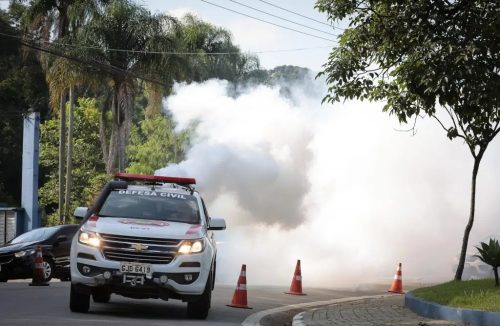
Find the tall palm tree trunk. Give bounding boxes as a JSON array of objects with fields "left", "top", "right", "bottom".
[
  {"left": 64, "top": 86, "right": 75, "bottom": 223},
  {"left": 58, "top": 93, "right": 66, "bottom": 224}
]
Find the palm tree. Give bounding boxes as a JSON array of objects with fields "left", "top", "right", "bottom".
[
  {"left": 46, "top": 54, "right": 99, "bottom": 222},
  {"left": 78, "top": 0, "right": 181, "bottom": 173},
  {"left": 180, "top": 14, "right": 260, "bottom": 83},
  {"left": 19, "top": 0, "right": 105, "bottom": 222},
  {"left": 475, "top": 238, "right": 500, "bottom": 286}
]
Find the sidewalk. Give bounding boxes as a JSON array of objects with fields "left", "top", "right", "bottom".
[{"left": 293, "top": 295, "right": 465, "bottom": 326}]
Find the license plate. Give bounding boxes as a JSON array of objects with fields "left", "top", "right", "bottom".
[{"left": 120, "top": 262, "right": 152, "bottom": 275}]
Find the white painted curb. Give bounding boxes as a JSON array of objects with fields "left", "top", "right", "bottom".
[{"left": 241, "top": 294, "right": 391, "bottom": 326}]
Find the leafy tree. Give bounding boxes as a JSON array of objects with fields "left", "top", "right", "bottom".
[
  {"left": 16, "top": 0, "right": 105, "bottom": 223},
  {"left": 0, "top": 9, "right": 49, "bottom": 205},
  {"left": 78, "top": 0, "right": 180, "bottom": 173},
  {"left": 475, "top": 239, "right": 500, "bottom": 286},
  {"left": 39, "top": 97, "right": 109, "bottom": 225},
  {"left": 316, "top": 0, "right": 500, "bottom": 280},
  {"left": 126, "top": 115, "right": 190, "bottom": 175}
]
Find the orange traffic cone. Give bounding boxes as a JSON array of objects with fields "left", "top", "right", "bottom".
[
  {"left": 29, "top": 246, "right": 49, "bottom": 286},
  {"left": 227, "top": 264, "right": 252, "bottom": 309},
  {"left": 388, "top": 262, "right": 404, "bottom": 294},
  {"left": 286, "top": 259, "right": 306, "bottom": 295}
]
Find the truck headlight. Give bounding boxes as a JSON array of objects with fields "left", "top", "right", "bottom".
[
  {"left": 14, "top": 249, "right": 35, "bottom": 258},
  {"left": 78, "top": 230, "right": 101, "bottom": 247},
  {"left": 178, "top": 239, "right": 204, "bottom": 254}
]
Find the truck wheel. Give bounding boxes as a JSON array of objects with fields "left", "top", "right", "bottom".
[
  {"left": 187, "top": 273, "right": 212, "bottom": 319},
  {"left": 92, "top": 291, "right": 111, "bottom": 303},
  {"left": 70, "top": 284, "right": 90, "bottom": 313}
]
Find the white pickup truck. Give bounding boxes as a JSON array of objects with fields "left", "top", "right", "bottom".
[{"left": 69, "top": 173, "right": 226, "bottom": 319}]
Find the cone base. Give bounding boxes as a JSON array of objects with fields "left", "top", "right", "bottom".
[
  {"left": 285, "top": 292, "right": 307, "bottom": 296},
  {"left": 227, "top": 304, "right": 252, "bottom": 309},
  {"left": 388, "top": 290, "right": 404, "bottom": 294},
  {"left": 29, "top": 282, "right": 50, "bottom": 286}
]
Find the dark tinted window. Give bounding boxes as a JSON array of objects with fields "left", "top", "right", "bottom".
[
  {"left": 10, "top": 227, "right": 59, "bottom": 244},
  {"left": 99, "top": 190, "right": 200, "bottom": 224}
]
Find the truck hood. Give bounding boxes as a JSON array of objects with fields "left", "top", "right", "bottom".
[{"left": 83, "top": 216, "right": 205, "bottom": 239}]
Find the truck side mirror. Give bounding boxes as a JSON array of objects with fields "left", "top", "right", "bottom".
[
  {"left": 74, "top": 207, "right": 88, "bottom": 220},
  {"left": 208, "top": 218, "right": 226, "bottom": 231}
]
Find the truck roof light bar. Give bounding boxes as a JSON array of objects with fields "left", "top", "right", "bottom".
[{"left": 115, "top": 173, "right": 196, "bottom": 185}]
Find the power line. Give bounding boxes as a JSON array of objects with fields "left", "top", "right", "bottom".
[
  {"left": 198, "top": 0, "right": 336, "bottom": 43},
  {"left": 0, "top": 31, "right": 332, "bottom": 55},
  {"left": 256, "top": 0, "right": 342, "bottom": 30},
  {"left": 5, "top": 35, "right": 333, "bottom": 90},
  {"left": 16, "top": 38, "right": 172, "bottom": 88},
  {"left": 227, "top": 0, "right": 336, "bottom": 37}
]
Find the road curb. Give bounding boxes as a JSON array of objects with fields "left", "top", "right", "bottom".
[
  {"left": 405, "top": 291, "right": 500, "bottom": 326},
  {"left": 241, "top": 294, "right": 390, "bottom": 326}
]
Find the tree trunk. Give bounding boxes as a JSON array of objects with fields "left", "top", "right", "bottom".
[
  {"left": 63, "top": 86, "right": 75, "bottom": 223},
  {"left": 454, "top": 151, "right": 485, "bottom": 280},
  {"left": 494, "top": 267, "right": 499, "bottom": 286},
  {"left": 106, "top": 90, "right": 118, "bottom": 174},
  {"left": 58, "top": 93, "right": 66, "bottom": 224},
  {"left": 117, "top": 82, "right": 133, "bottom": 172},
  {"left": 106, "top": 81, "right": 133, "bottom": 173},
  {"left": 100, "top": 94, "right": 110, "bottom": 166}
]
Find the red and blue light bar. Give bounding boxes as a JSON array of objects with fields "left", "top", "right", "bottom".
[{"left": 115, "top": 173, "right": 196, "bottom": 185}]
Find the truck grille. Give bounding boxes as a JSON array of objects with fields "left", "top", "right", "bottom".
[
  {"left": 0, "top": 252, "right": 13, "bottom": 264},
  {"left": 99, "top": 233, "right": 179, "bottom": 265}
]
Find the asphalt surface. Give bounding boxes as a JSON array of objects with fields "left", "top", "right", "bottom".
[{"left": 0, "top": 281, "right": 386, "bottom": 325}]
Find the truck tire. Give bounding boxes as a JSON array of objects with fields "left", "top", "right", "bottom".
[
  {"left": 70, "top": 284, "right": 90, "bottom": 313},
  {"left": 187, "top": 272, "right": 212, "bottom": 319},
  {"left": 92, "top": 291, "right": 111, "bottom": 303}
]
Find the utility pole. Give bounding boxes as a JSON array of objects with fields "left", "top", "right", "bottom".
[
  {"left": 58, "top": 93, "right": 66, "bottom": 224},
  {"left": 64, "top": 86, "right": 75, "bottom": 223}
]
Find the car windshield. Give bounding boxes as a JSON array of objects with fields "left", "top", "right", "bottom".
[
  {"left": 10, "top": 227, "right": 59, "bottom": 244},
  {"left": 98, "top": 190, "right": 201, "bottom": 224}
]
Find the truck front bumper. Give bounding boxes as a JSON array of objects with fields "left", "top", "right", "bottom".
[{"left": 70, "top": 238, "right": 212, "bottom": 299}]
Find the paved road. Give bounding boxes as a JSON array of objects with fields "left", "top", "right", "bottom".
[
  {"left": 294, "top": 295, "right": 462, "bottom": 326},
  {"left": 0, "top": 281, "right": 385, "bottom": 325}
]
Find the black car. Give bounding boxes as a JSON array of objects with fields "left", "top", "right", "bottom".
[{"left": 0, "top": 225, "right": 79, "bottom": 282}]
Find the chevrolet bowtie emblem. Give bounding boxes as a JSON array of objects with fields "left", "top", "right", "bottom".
[{"left": 130, "top": 243, "right": 149, "bottom": 251}]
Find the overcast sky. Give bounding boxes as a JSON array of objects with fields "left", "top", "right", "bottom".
[{"left": 143, "top": 0, "right": 339, "bottom": 71}]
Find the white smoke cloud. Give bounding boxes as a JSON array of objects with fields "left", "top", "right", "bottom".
[{"left": 156, "top": 79, "right": 500, "bottom": 288}]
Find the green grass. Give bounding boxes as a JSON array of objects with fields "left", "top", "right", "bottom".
[{"left": 413, "top": 279, "right": 500, "bottom": 312}]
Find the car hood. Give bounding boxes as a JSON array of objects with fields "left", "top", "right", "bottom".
[
  {"left": 83, "top": 216, "right": 205, "bottom": 239},
  {"left": 0, "top": 241, "right": 38, "bottom": 254}
]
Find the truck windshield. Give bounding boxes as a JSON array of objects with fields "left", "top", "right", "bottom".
[{"left": 98, "top": 190, "right": 201, "bottom": 224}]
